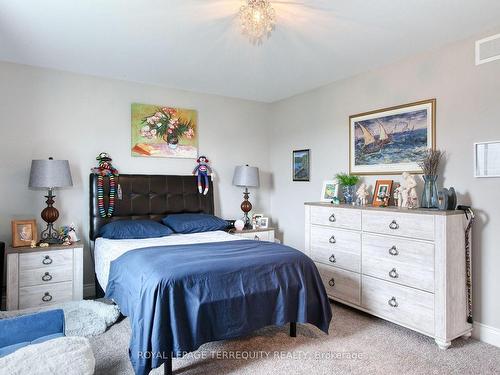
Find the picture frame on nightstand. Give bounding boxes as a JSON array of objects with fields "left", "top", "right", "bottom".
[
  {"left": 11, "top": 219, "right": 38, "bottom": 248},
  {"left": 258, "top": 217, "right": 269, "bottom": 229}
]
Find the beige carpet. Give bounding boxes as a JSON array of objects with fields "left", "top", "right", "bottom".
[{"left": 89, "top": 303, "right": 500, "bottom": 375}]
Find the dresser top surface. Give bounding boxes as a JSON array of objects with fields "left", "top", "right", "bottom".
[
  {"left": 304, "top": 202, "right": 463, "bottom": 216},
  {"left": 5, "top": 242, "right": 83, "bottom": 255}
]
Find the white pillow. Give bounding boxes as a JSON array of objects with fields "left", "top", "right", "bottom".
[{"left": 0, "top": 336, "right": 95, "bottom": 375}]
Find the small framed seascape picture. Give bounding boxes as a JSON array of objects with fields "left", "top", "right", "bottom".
[
  {"left": 321, "top": 180, "right": 339, "bottom": 202},
  {"left": 11, "top": 219, "right": 38, "bottom": 247},
  {"left": 372, "top": 180, "right": 393, "bottom": 207},
  {"left": 292, "top": 149, "right": 310, "bottom": 181}
]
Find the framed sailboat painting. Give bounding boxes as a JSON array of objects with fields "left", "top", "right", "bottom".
[{"left": 349, "top": 99, "right": 436, "bottom": 175}]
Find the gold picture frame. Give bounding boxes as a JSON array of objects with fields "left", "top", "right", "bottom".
[
  {"left": 11, "top": 219, "right": 38, "bottom": 247},
  {"left": 349, "top": 99, "right": 436, "bottom": 175}
]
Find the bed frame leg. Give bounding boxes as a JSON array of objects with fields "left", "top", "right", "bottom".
[
  {"left": 164, "top": 354, "right": 172, "bottom": 375},
  {"left": 290, "top": 322, "right": 297, "bottom": 337}
]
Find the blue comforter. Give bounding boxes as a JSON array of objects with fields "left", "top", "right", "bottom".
[{"left": 106, "top": 239, "right": 332, "bottom": 375}]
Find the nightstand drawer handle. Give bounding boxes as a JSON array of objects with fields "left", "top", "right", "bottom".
[
  {"left": 42, "top": 292, "right": 53, "bottom": 302},
  {"left": 42, "top": 256, "right": 53, "bottom": 265},
  {"left": 389, "top": 220, "right": 399, "bottom": 230},
  {"left": 42, "top": 272, "right": 53, "bottom": 282},
  {"left": 329, "top": 235, "right": 336, "bottom": 244},
  {"left": 388, "top": 297, "right": 398, "bottom": 308},
  {"left": 329, "top": 214, "right": 336, "bottom": 222},
  {"left": 389, "top": 268, "right": 399, "bottom": 279},
  {"left": 389, "top": 246, "right": 399, "bottom": 256},
  {"left": 254, "top": 235, "right": 260, "bottom": 241},
  {"left": 329, "top": 254, "right": 336, "bottom": 263},
  {"left": 328, "top": 278, "right": 335, "bottom": 287}
]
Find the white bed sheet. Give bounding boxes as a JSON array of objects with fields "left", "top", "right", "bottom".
[{"left": 94, "top": 231, "right": 243, "bottom": 290}]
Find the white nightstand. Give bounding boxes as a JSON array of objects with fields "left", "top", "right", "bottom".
[
  {"left": 231, "top": 228, "right": 275, "bottom": 242},
  {"left": 5, "top": 242, "right": 83, "bottom": 310}
]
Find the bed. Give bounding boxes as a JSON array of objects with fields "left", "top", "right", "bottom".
[{"left": 89, "top": 174, "right": 332, "bottom": 375}]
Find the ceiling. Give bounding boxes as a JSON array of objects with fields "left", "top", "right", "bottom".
[{"left": 1, "top": 0, "right": 500, "bottom": 102}]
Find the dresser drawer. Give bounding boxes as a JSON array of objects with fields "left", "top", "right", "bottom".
[
  {"left": 19, "top": 266, "right": 73, "bottom": 288},
  {"left": 362, "top": 234, "right": 435, "bottom": 292},
  {"left": 310, "top": 206, "right": 361, "bottom": 230},
  {"left": 362, "top": 275, "right": 434, "bottom": 335},
  {"left": 19, "top": 281, "right": 73, "bottom": 309},
  {"left": 316, "top": 263, "right": 360, "bottom": 305},
  {"left": 234, "top": 230, "right": 274, "bottom": 242},
  {"left": 310, "top": 226, "right": 361, "bottom": 272},
  {"left": 362, "top": 210, "right": 434, "bottom": 240},
  {"left": 19, "top": 249, "right": 73, "bottom": 271}
]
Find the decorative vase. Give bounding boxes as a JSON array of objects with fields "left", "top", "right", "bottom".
[
  {"left": 421, "top": 175, "right": 439, "bottom": 208},
  {"left": 165, "top": 134, "right": 179, "bottom": 150},
  {"left": 343, "top": 185, "right": 355, "bottom": 204}
]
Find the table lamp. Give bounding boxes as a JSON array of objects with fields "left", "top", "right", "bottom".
[
  {"left": 232, "top": 165, "right": 259, "bottom": 228},
  {"left": 29, "top": 157, "right": 73, "bottom": 244}
]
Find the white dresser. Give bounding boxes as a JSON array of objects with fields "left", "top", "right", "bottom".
[
  {"left": 305, "top": 202, "right": 472, "bottom": 349},
  {"left": 6, "top": 243, "right": 83, "bottom": 310}
]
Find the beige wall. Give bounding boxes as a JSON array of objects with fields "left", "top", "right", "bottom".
[
  {"left": 269, "top": 30, "right": 500, "bottom": 330},
  {"left": 0, "top": 61, "right": 272, "bottom": 286}
]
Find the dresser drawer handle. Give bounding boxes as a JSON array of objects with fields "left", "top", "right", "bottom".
[
  {"left": 389, "top": 220, "right": 399, "bottom": 230},
  {"left": 42, "top": 292, "right": 53, "bottom": 302},
  {"left": 329, "top": 235, "right": 336, "bottom": 244},
  {"left": 328, "top": 278, "right": 335, "bottom": 287},
  {"left": 329, "top": 214, "right": 336, "bottom": 222},
  {"left": 42, "top": 256, "right": 53, "bottom": 265},
  {"left": 389, "top": 246, "right": 399, "bottom": 256},
  {"left": 254, "top": 235, "right": 260, "bottom": 241},
  {"left": 329, "top": 254, "right": 336, "bottom": 263},
  {"left": 389, "top": 268, "right": 399, "bottom": 279},
  {"left": 42, "top": 272, "right": 53, "bottom": 282},
  {"left": 388, "top": 297, "right": 398, "bottom": 308}
]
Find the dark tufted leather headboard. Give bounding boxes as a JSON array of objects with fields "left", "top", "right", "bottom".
[{"left": 89, "top": 174, "right": 214, "bottom": 242}]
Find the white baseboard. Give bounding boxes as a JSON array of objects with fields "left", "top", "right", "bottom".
[
  {"left": 83, "top": 283, "right": 96, "bottom": 299},
  {"left": 473, "top": 321, "right": 500, "bottom": 348}
]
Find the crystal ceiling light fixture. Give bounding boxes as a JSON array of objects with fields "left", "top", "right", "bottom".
[{"left": 239, "top": 0, "right": 276, "bottom": 43}]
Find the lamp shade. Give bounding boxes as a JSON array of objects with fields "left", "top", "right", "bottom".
[
  {"left": 232, "top": 165, "right": 259, "bottom": 188},
  {"left": 29, "top": 158, "right": 73, "bottom": 189}
]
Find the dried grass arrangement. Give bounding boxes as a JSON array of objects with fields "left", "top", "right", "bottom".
[{"left": 418, "top": 149, "right": 444, "bottom": 176}]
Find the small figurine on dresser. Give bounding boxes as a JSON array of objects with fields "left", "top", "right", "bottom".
[
  {"left": 401, "top": 172, "right": 419, "bottom": 208},
  {"left": 393, "top": 183, "right": 403, "bottom": 207},
  {"left": 356, "top": 183, "right": 369, "bottom": 206},
  {"left": 192, "top": 155, "right": 212, "bottom": 195}
]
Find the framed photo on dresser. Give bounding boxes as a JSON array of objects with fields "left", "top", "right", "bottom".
[{"left": 372, "top": 180, "right": 393, "bottom": 207}]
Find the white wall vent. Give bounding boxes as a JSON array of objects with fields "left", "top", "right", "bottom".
[{"left": 476, "top": 33, "right": 500, "bottom": 65}]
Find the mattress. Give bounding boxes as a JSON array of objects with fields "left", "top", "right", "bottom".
[{"left": 94, "top": 230, "right": 244, "bottom": 290}]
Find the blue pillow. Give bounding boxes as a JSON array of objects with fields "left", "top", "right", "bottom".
[
  {"left": 162, "top": 213, "right": 228, "bottom": 234},
  {"left": 99, "top": 220, "right": 173, "bottom": 239}
]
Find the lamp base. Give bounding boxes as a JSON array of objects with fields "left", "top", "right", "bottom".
[
  {"left": 241, "top": 187, "right": 253, "bottom": 229},
  {"left": 40, "top": 223, "right": 62, "bottom": 244},
  {"left": 39, "top": 189, "right": 62, "bottom": 244}
]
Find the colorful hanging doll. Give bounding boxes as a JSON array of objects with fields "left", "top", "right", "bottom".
[
  {"left": 91, "top": 152, "right": 119, "bottom": 218},
  {"left": 192, "top": 155, "right": 212, "bottom": 195}
]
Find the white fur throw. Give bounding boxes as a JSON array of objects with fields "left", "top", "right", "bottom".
[
  {"left": 0, "top": 337, "right": 95, "bottom": 375},
  {"left": 0, "top": 300, "right": 120, "bottom": 337}
]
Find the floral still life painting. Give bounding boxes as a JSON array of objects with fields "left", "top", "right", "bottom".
[
  {"left": 349, "top": 99, "right": 435, "bottom": 174},
  {"left": 131, "top": 103, "right": 198, "bottom": 158}
]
